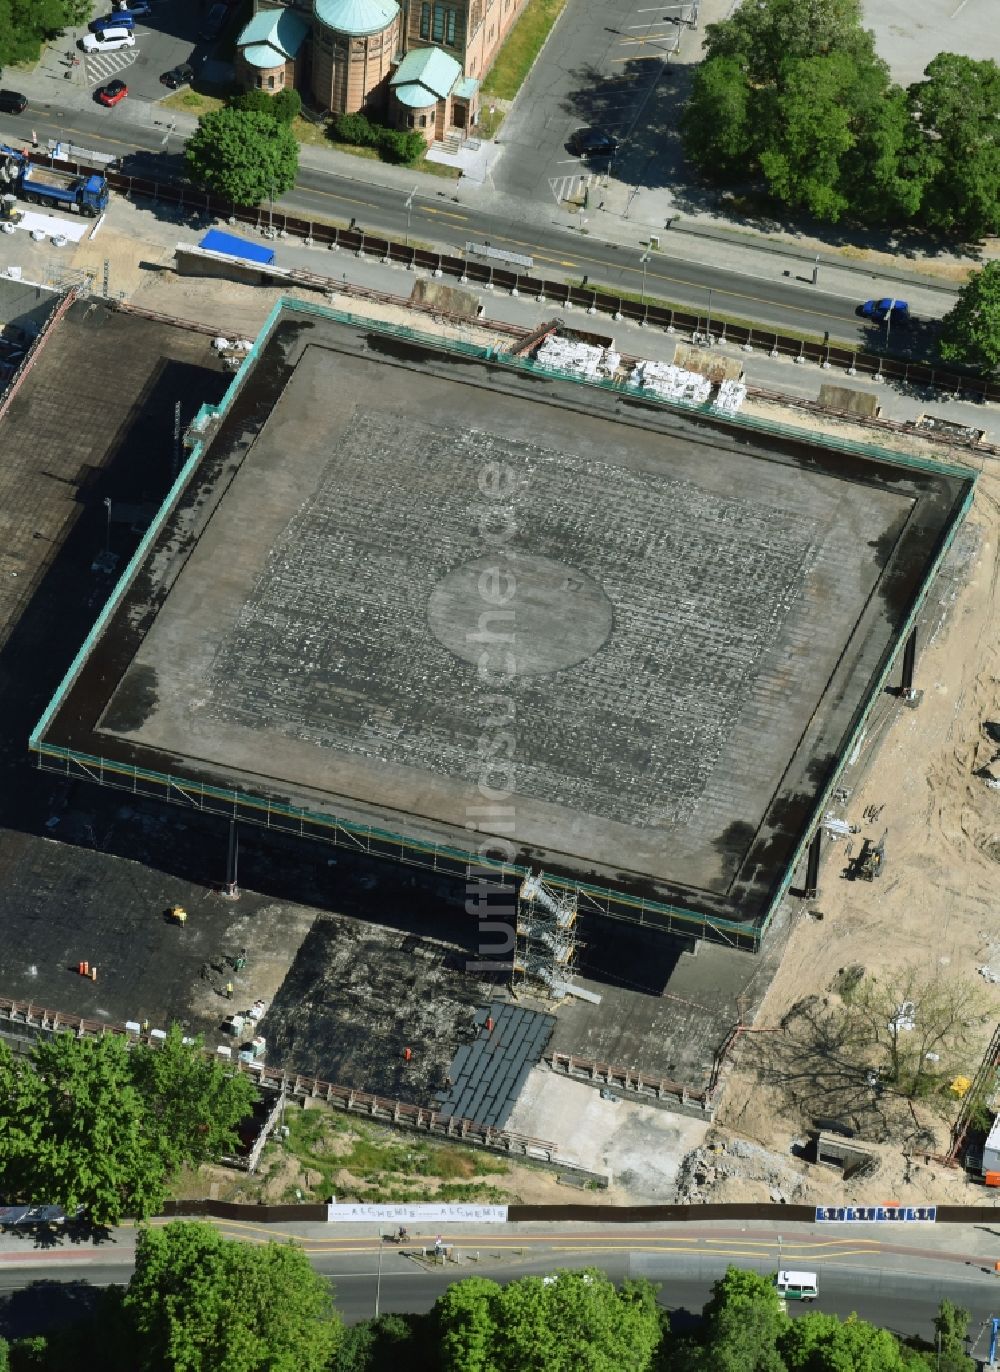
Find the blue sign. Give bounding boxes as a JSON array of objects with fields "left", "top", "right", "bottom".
[{"left": 815, "top": 1205, "right": 936, "bottom": 1223}]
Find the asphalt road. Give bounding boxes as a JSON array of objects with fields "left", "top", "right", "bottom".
[
  {"left": 1, "top": 1243, "right": 998, "bottom": 1345},
  {"left": 0, "top": 106, "right": 948, "bottom": 349}
]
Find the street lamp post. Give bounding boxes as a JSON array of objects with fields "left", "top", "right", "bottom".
[
  {"left": 705, "top": 288, "right": 714, "bottom": 342},
  {"left": 777, "top": 1233, "right": 783, "bottom": 1277},
  {"left": 103, "top": 496, "right": 112, "bottom": 555},
  {"left": 375, "top": 1231, "right": 384, "bottom": 1318},
  {"left": 640, "top": 246, "right": 652, "bottom": 309},
  {"left": 268, "top": 178, "right": 274, "bottom": 235},
  {"left": 404, "top": 185, "right": 417, "bottom": 247}
]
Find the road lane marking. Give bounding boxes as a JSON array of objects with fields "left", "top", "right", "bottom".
[{"left": 420, "top": 206, "right": 469, "bottom": 222}]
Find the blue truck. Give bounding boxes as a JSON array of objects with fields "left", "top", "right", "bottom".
[{"left": 0, "top": 144, "right": 109, "bottom": 217}]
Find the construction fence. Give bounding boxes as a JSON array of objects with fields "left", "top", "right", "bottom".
[{"left": 24, "top": 147, "right": 1000, "bottom": 407}]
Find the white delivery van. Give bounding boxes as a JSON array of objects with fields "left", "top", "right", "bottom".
[{"left": 776, "top": 1270, "right": 818, "bottom": 1302}]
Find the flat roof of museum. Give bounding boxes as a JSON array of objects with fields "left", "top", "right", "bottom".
[{"left": 31, "top": 302, "right": 975, "bottom": 945}]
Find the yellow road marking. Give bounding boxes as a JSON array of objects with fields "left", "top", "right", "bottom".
[{"left": 420, "top": 206, "right": 469, "bottom": 222}]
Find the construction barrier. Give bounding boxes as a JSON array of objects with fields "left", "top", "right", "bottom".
[{"left": 23, "top": 148, "right": 1000, "bottom": 408}]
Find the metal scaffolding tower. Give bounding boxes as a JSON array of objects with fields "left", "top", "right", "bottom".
[{"left": 515, "top": 873, "right": 582, "bottom": 999}]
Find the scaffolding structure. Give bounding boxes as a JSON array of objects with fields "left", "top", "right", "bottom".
[{"left": 515, "top": 874, "right": 579, "bottom": 999}]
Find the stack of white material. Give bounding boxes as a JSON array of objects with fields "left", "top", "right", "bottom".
[
  {"left": 629, "top": 359, "right": 712, "bottom": 404},
  {"left": 536, "top": 335, "right": 606, "bottom": 379},
  {"left": 714, "top": 379, "right": 748, "bottom": 413}
]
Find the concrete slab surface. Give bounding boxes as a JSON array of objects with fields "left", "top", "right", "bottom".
[{"left": 39, "top": 304, "right": 973, "bottom": 939}]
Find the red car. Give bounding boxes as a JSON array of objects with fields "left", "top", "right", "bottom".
[{"left": 97, "top": 80, "right": 128, "bottom": 107}]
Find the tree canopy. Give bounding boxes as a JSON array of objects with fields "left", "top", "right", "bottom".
[
  {"left": 434, "top": 1268, "right": 662, "bottom": 1372},
  {"left": 185, "top": 108, "right": 299, "bottom": 207},
  {"left": 0, "top": 1028, "right": 258, "bottom": 1225},
  {"left": 0, "top": 0, "right": 90, "bottom": 66},
  {"left": 124, "top": 1223, "right": 341, "bottom": 1372},
  {"left": 680, "top": 0, "right": 1000, "bottom": 235}
]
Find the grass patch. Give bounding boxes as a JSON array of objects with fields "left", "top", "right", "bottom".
[
  {"left": 327, "top": 137, "right": 461, "bottom": 179},
  {"left": 162, "top": 89, "right": 227, "bottom": 116},
  {"left": 566, "top": 275, "right": 835, "bottom": 349},
  {"left": 482, "top": 0, "right": 569, "bottom": 101},
  {"left": 259, "top": 1103, "right": 510, "bottom": 1205},
  {"left": 474, "top": 106, "right": 506, "bottom": 140}
]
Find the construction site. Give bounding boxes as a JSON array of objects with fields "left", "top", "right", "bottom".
[{"left": 0, "top": 219, "right": 996, "bottom": 1200}]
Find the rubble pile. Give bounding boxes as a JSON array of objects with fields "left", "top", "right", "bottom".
[{"left": 675, "top": 1134, "right": 809, "bottom": 1205}]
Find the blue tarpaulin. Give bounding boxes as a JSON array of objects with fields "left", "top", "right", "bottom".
[{"left": 199, "top": 230, "right": 275, "bottom": 266}]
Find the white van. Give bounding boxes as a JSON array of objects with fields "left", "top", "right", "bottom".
[
  {"left": 776, "top": 1270, "right": 818, "bottom": 1302},
  {"left": 81, "top": 28, "right": 135, "bottom": 52}
]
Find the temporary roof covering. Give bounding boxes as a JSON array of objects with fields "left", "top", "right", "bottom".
[{"left": 199, "top": 230, "right": 275, "bottom": 266}]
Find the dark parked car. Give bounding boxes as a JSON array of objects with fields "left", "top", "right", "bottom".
[
  {"left": 199, "top": 2, "right": 228, "bottom": 39},
  {"left": 159, "top": 63, "right": 195, "bottom": 89},
  {"left": 568, "top": 127, "right": 619, "bottom": 158},
  {"left": 0, "top": 90, "right": 27, "bottom": 114}
]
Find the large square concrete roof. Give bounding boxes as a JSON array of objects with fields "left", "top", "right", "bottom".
[{"left": 34, "top": 304, "right": 974, "bottom": 944}]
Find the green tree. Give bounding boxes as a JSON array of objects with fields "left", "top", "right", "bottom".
[
  {"left": 129, "top": 1024, "right": 258, "bottom": 1175},
  {"left": 124, "top": 1222, "right": 341, "bottom": 1372},
  {"left": 0, "top": 1030, "right": 259, "bottom": 1225},
  {"left": 679, "top": 57, "right": 752, "bottom": 178},
  {"left": 0, "top": 0, "right": 89, "bottom": 66},
  {"left": 0, "top": 1034, "right": 161, "bottom": 1225},
  {"left": 228, "top": 89, "right": 276, "bottom": 117},
  {"left": 930, "top": 1300, "right": 975, "bottom": 1372},
  {"left": 185, "top": 108, "right": 298, "bottom": 207},
  {"left": 271, "top": 88, "right": 302, "bottom": 124},
  {"left": 940, "top": 263, "right": 1000, "bottom": 370},
  {"left": 695, "top": 1268, "right": 790, "bottom": 1372},
  {"left": 333, "top": 1313, "right": 430, "bottom": 1371},
  {"left": 0, "top": 1338, "right": 7, "bottom": 1372},
  {"left": 435, "top": 1276, "right": 501, "bottom": 1372},
  {"left": 702, "top": 0, "right": 876, "bottom": 89},
  {"left": 839, "top": 968, "right": 987, "bottom": 1099},
  {"left": 907, "top": 54, "right": 1000, "bottom": 239},
  {"left": 780, "top": 1311, "right": 908, "bottom": 1371},
  {"left": 493, "top": 1270, "right": 661, "bottom": 1372}
]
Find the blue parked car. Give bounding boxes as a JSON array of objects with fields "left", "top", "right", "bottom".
[
  {"left": 860, "top": 297, "right": 909, "bottom": 326},
  {"left": 90, "top": 10, "right": 134, "bottom": 28}
]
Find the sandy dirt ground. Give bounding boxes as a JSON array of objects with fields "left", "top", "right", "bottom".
[{"left": 714, "top": 462, "right": 1000, "bottom": 1206}]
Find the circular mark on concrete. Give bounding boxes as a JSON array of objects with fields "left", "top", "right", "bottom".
[{"left": 428, "top": 553, "right": 614, "bottom": 678}]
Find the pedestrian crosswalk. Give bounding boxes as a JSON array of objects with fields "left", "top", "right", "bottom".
[
  {"left": 85, "top": 46, "right": 139, "bottom": 86},
  {"left": 547, "top": 171, "right": 603, "bottom": 207}
]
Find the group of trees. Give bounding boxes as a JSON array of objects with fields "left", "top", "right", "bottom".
[
  {"left": 0, "top": 1028, "right": 258, "bottom": 1225},
  {"left": 0, "top": 1244, "right": 975, "bottom": 1372},
  {"left": 0, "top": 0, "right": 88, "bottom": 66},
  {"left": 183, "top": 90, "right": 427, "bottom": 209},
  {"left": 681, "top": 0, "right": 1000, "bottom": 238},
  {"left": 329, "top": 113, "right": 427, "bottom": 167}
]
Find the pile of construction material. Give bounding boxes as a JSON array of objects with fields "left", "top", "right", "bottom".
[
  {"left": 629, "top": 359, "right": 712, "bottom": 405},
  {"left": 713, "top": 378, "right": 748, "bottom": 414},
  {"left": 536, "top": 334, "right": 620, "bottom": 381}
]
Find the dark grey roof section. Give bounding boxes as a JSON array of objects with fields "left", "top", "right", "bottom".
[{"left": 435, "top": 1001, "right": 555, "bottom": 1129}]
